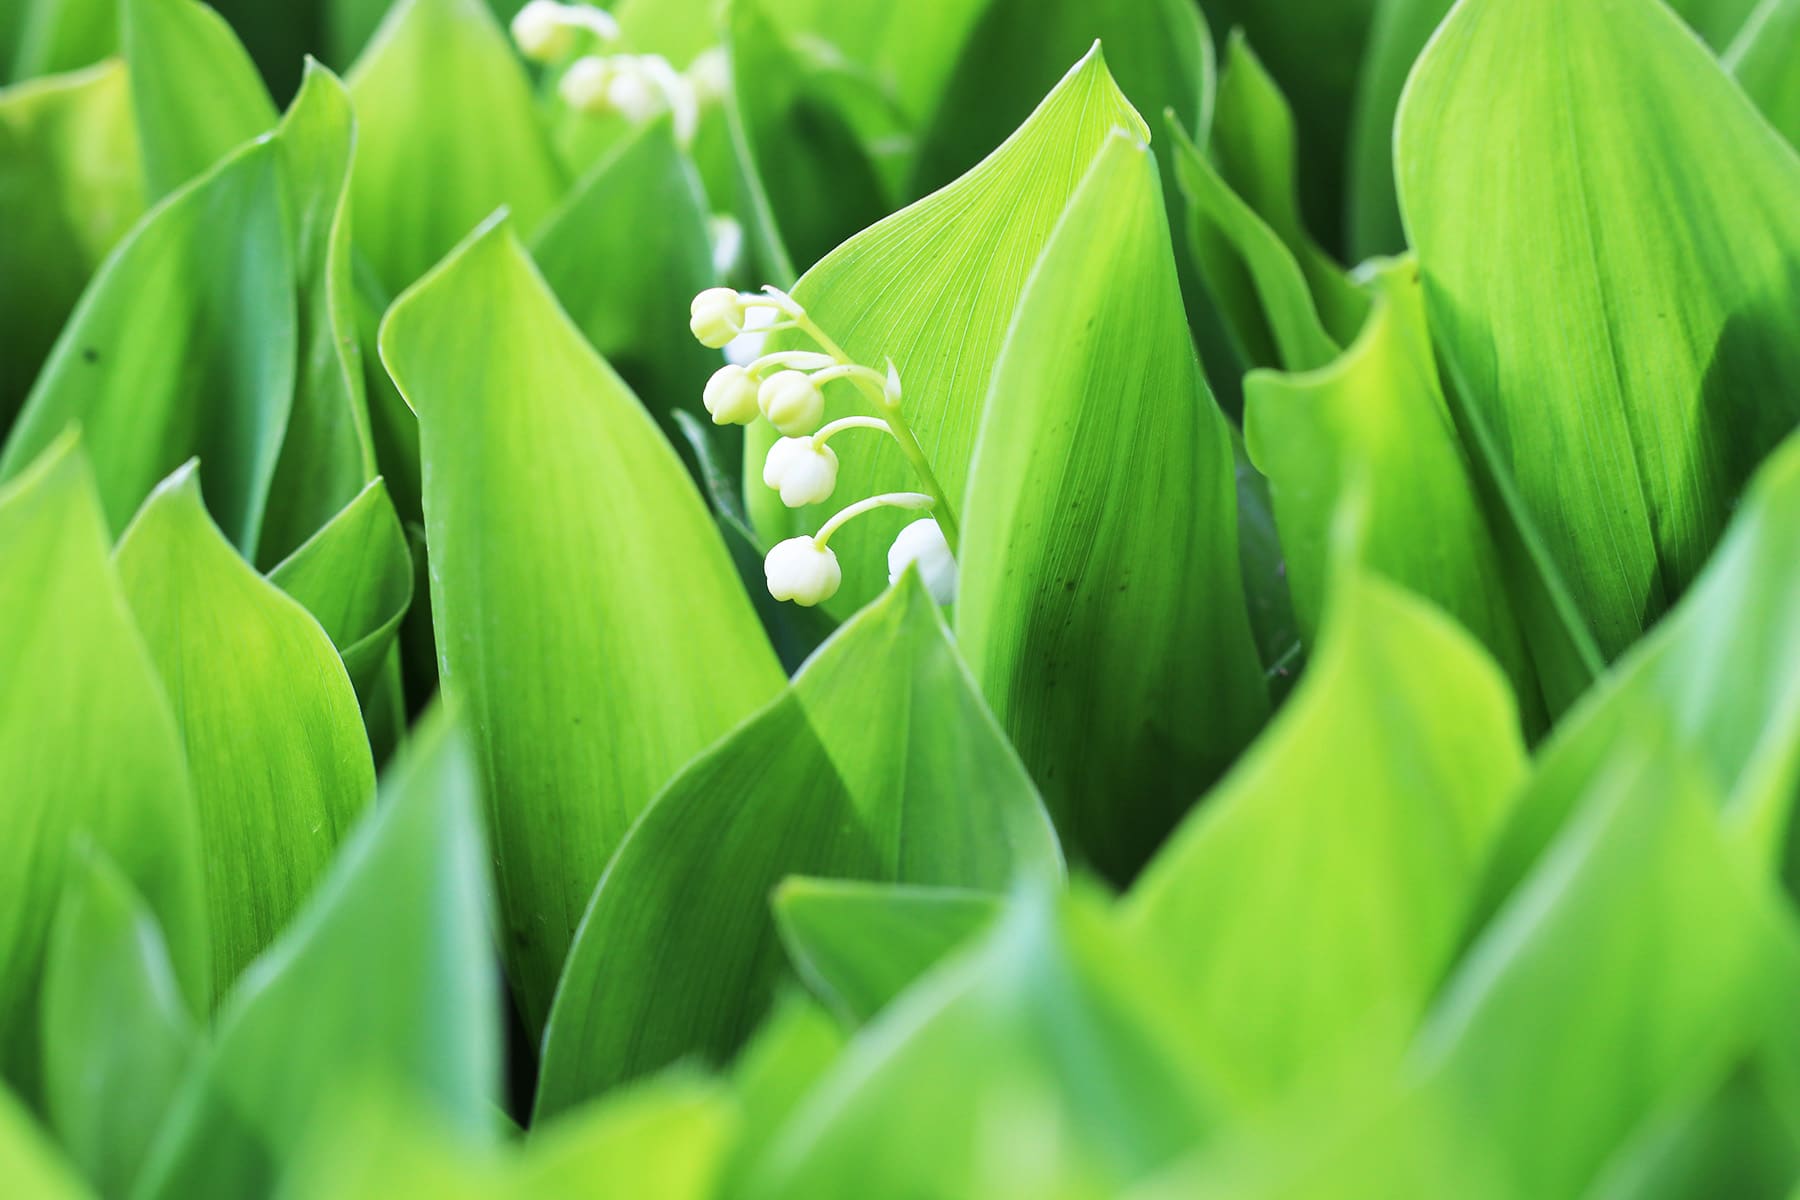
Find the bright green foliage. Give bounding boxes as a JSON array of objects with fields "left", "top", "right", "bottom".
[
  {"left": 121, "top": 0, "right": 275, "bottom": 197},
  {"left": 136, "top": 707, "right": 497, "bottom": 1199},
  {"left": 114, "top": 463, "right": 373, "bottom": 999},
  {"left": 346, "top": 0, "right": 564, "bottom": 295},
  {"left": 4, "top": 0, "right": 117, "bottom": 83},
  {"left": 0, "top": 438, "right": 205, "bottom": 1099},
  {"left": 960, "top": 131, "right": 1265, "bottom": 879},
  {"left": 0, "top": 1084, "right": 90, "bottom": 1200},
  {"left": 1397, "top": 0, "right": 1800, "bottom": 660},
  {"left": 1125, "top": 570, "right": 1525, "bottom": 1111},
  {"left": 0, "top": 61, "right": 141, "bottom": 427},
  {"left": 747, "top": 47, "right": 1149, "bottom": 615},
  {"left": 41, "top": 848, "right": 196, "bottom": 1197},
  {"left": 774, "top": 879, "right": 1003, "bottom": 1022},
  {"left": 379, "top": 216, "right": 784, "bottom": 1032},
  {"left": 535, "top": 575, "right": 1059, "bottom": 1114},
  {"left": 1729, "top": 0, "right": 1800, "bottom": 149}
]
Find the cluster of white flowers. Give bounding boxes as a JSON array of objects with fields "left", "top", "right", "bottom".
[
  {"left": 689, "top": 287, "right": 959, "bottom": 608},
  {"left": 510, "top": 2, "right": 726, "bottom": 147}
]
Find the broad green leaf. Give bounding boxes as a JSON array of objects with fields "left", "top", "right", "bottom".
[
  {"left": 1473, "top": 432, "right": 1800, "bottom": 914},
  {"left": 259, "top": 60, "right": 381, "bottom": 567},
  {"left": 529, "top": 117, "right": 719, "bottom": 431},
  {"left": 267, "top": 477, "right": 413, "bottom": 700},
  {"left": 0, "top": 135, "right": 295, "bottom": 555},
  {"left": 120, "top": 0, "right": 275, "bottom": 198},
  {"left": 1203, "top": 35, "right": 1366, "bottom": 356},
  {"left": 1728, "top": 0, "right": 1800, "bottom": 150},
  {"left": 747, "top": 46, "right": 1149, "bottom": 616},
  {"left": 379, "top": 215, "right": 784, "bottom": 1032},
  {"left": 40, "top": 847, "right": 195, "bottom": 1198},
  {"left": 0, "top": 1084, "right": 90, "bottom": 1200},
  {"left": 1587, "top": 1067, "right": 1800, "bottom": 1200},
  {"left": 0, "top": 60, "right": 142, "bottom": 428},
  {"left": 774, "top": 878, "right": 1002, "bottom": 1022},
  {"left": 725, "top": 991, "right": 846, "bottom": 1178},
  {"left": 1242, "top": 257, "right": 1542, "bottom": 722},
  {"left": 5, "top": 0, "right": 116, "bottom": 82},
  {"left": 347, "top": 0, "right": 565, "bottom": 295},
  {"left": 114, "top": 463, "right": 373, "bottom": 999},
  {"left": 1122, "top": 570, "right": 1525, "bottom": 1111},
  {"left": 0, "top": 437, "right": 204, "bottom": 1099},
  {"left": 512, "top": 1074, "right": 737, "bottom": 1199},
  {"left": 746, "top": 890, "right": 1216, "bottom": 1198},
  {"left": 1396, "top": 0, "right": 1800, "bottom": 659},
  {"left": 136, "top": 707, "right": 499, "bottom": 1200},
  {"left": 958, "top": 132, "right": 1266, "bottom": 879},
  {"left": 535, "top": 576, "right": 1061, "bottom": 1115}
]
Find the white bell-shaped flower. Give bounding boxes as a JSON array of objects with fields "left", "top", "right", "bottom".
[
  {"left": 689, "top": 287, "right": 745, "bottom": 348},
  {"left": 763, "top": 436, "right": 839, "bottom": 507},
  {"left": 724, "top": 304, "right": 775, "bottom": 366},
  {"left": 702, "top": 365, "right": 760, "bottom": 425},
  {"left": 888, "top": 518, "right": 957, "bottom": 603},
  {"left": 606, "top": 60, "right": 665, "bottom": 124},
  {"left": 559, "top": 55, "right": 615, "bottom": 111},
  {"left": 758, "top": 370, "right": 825, "bottom": 436},
  {"left": 511, "top": 0, "right": 577, "bottom": 61},
  {"left": 765, "top": 537, "right": 841, "bottom": 606}
]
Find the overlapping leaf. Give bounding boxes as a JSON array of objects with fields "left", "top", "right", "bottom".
[
  {"left": 1727, "top": 0, "right": 1800, "bottom": 150},
  {"left": 959, "top": 132, "right": 1266, "bottom": 879},
  {"left": 379, "top": 216, "right": 785, "bottom": 1032}
]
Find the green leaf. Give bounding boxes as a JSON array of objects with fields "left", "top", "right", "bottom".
[
  {"left": 40, "top": 847, "right": 195, "bottom": 1198},
  {"left": 774, "top": 878, "right": 1002, "bottom": 1023},
  {"left": 121, "top": 0, "right": 275, "bottom": 198},
  {"left": 114, "top": 463, "right": 373, "bottom": 999},
  {"left": 0, "top": 437, "right": 205, "bottom": 1099},
  {"left": 1396, "top": 0, "right": 1800, "bottom": 659},
  {"left": 1242, "top": 256, "right": 1543, "bottom": 723},
  {"left": 957, "top": 132, "right": 1267, "bottom": 879},
  {"left": 529, "top": 117, "right": 719, "bottom": 431},
  {"left": 535, "top": 576, "right": 1062, "bottom": 1116},
  {"left": 724, "top": 991, "right": 846, "bottom": 1179},
  {"left": 747, "top": 889, "right": 1216, "bottom": 1198},
  {"left": 1122, "top": 568, "right": 1526, "bottom": 1111},
  {"left": 136, "top": 706, "right": 499, "bottom": 1200},
  {"left": 1727, "top": 0, "right": 1800, "bottom": 151},
  {"left": 0, "top": 1084, "right": 90, "bottom": 1200},
  {"left": 378, "top": 215, "right": 784, "bottom": 1032},
  {"left": 1345, "top": 0, "right": 1452, "bottom": 259},
  {"left": 267, "top": 477, "right": 413, "bottom": 700},
  {"left": 747, "top": 46, "right": 1150, "bottom": 616},
  {"left": 1473, "top": 432, "right": 1800, "bottom": 916},
  {"left": 1586, "top": 1066, "right": 1800, "bottom": 1200},
  {"left": 346, "top": 0, "right": 565, "bottom": 295},
  {"left": 259, "top": 60, "right": 381, "bottom": 568},
  {"left": 511, "top": 1074, "right": 738, "bottom": 1200},
  {"left": 1669, "top": 0, "right": 1765, "bottom": 43},
  {"left": 0, "top": 135, "right": 295, "bottom": 555},
  {"left": 0, "top": 60, "right": 142, "bottom": 428},
  {"left": 5, "top": 0, "right": 117, "bottom": 83}
]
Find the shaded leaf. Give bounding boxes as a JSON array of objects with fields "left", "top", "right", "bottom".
[
  {"left": 1727, "top": 0, "right": 1800, "bottom": 151},
  {"left": 379, "top": 215, "right": 784, "bottom": 1032},
  {"left": 114, "top": 463, "right": 372, "bottom": 999},
  {"left": 5, "top": 0, "right": 116, "bottom": 83},
  {"left": 0, "top": 437, "right": 205, "bottom": 1099},
  {"left": 958, "top": 132, "right": 1266, "bottom": 879}
]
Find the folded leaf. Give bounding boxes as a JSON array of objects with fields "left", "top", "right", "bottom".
[
  {"left": 1123, "top": 570, "right": 1525, "bottom": 1111},
  {"left": 379, "top": 215, "right": 784, "bottom": 1032},
  {"left": 121, "top": 0, "right": 275, "bottom": 198},
  {"left": 535, "top": 575, "right": 1061, "bottom": 1115},
  {"left": 114, "top": 463, "right": 373, "bottom": 999},
  {"left": 774, "top": 879, "right": 1002, "bottom": 1022},
  {"left": 1242, "top": 257, "right": 1542, "bottom": 723},
  {"left": 746, "top": 46, "right": 1149, "bottom": 616},
  {"left": 40, "top": 847, "right": 195, "bottom": 1198},
  {"left": 0, "top": 60, "right": 142, "bottom": 429},
  {"left": 747, "top": 890, "right": 1216, "bottom": 1198},
  {"left": 0, "top": 437, "right": 205, "bottom": 1099},
  {"left": 1396, "top": 0, "right": 1800, "bottom": 658},
  {"left": 959, "top": 132, "right": 1266, "bottom": 879},
  {"left": 347, "top": 0, "right": 565, "bottom": 295},
  {"left": 136, "top": 706, "right": 498, "bottom": 1199}
]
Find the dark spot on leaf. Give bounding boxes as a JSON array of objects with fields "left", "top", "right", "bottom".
[{"left": 81, "top": 347, "right": 99, "bottom": 364}]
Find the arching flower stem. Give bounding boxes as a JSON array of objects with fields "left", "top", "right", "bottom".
[{"left": 814, "top": 492, "right": 935, "bottom": 549}]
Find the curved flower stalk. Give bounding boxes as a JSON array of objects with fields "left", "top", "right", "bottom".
[{"left": 689, "top": 286, "right": 959, "bottom": 608}]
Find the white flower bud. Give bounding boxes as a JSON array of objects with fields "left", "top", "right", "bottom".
[
  {"left": 884, "top": 358, "right": 903, "bottom": 406},
  {"left": 686, "top": 47, "right": 730, "bottom": 104},
  {"left": 724, "top": 303, "right": 774, "bottom": 366},
  {"left": 765, "top": 536, "right": 841, "bottom": 606},
  {"left": 512, "top": 0, "right": 577, "bottom": 61},
  {"left": 607, "top": 61, "right": 665, "bottom": 124},
  {"left": 763, "top": 436, "right": 839, "bottom": 507},
  {"left": 690, "top": 287, "right": 745, "bottom": 348},
  {"left": 702, "top": 365, "right": 760, "bottom": 425},
  {"left": 559, "top": 55, "right": 615, "bottom": 111},
  {"left": 758, "top": 370, "right": 825, "bottom": 436},
  {"left": 888, "top": 518, "right": 956, "bottom": 603}
]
